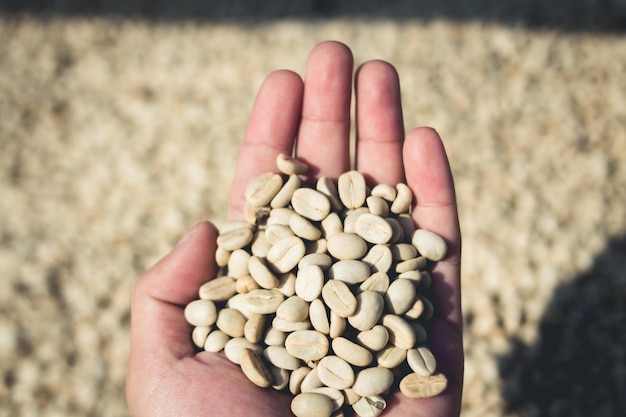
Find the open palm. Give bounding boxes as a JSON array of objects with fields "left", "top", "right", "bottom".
[{"left": 126, "top": 41, "right": 463, "bottom": 417}]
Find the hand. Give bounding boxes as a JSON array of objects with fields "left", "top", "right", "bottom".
[{"left": 126, "top": 41, "right": 463, "bottom": 417}]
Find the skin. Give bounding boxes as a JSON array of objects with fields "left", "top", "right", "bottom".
[{"left": 126, "top": 41, "right": 463, "bottom": 417}]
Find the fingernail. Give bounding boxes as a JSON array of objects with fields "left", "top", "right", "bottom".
[{"left": 176, "top": 222, "right": 203, "bottom": 248}]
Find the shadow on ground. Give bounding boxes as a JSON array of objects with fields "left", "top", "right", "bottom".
[
  {"left": 499, "top": 234, "right": 626, "bottom": 417},
  {"left": 0, "top": 0, "right": 625, "bottom": 32}
]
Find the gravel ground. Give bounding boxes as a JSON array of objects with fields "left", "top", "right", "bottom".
[{"left": 1, "top": 4, "right": 625, "bottom": 417}]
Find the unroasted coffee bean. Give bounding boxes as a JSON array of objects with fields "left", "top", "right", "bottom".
[
  {"left": 317, "top": 355, "right": 355, "bottom": 390},
  {"left": 266, "top": 235, "right": 306, "bottom": 273},
  {"left": 338, "top": 170, "right": 367, "bottom": 209},
  {"left": 411, "top": 228, "right": 448, "bottom": 261},
  {"left": 291, "top": 188, "right": 331, "bottom": 221},
  {"left": 399, "top": 372, "right": 448, "bottom": 398},
  {"left": 285, "top": 330, "right": 329, "bottom": 361},
  {"left": 321, "top": 279, "right": 357, "bottom": 318},
  {"left": 184, "top": 299, "right": 217, "bottom": 327},
  {"left": 240, "top": 348, "right": 273, "bottom": 388},
  {"left": 407, "top": 346, "right": 437, "bottom": 377},
  {"left": 245, "top": 172, "right": 283, "bottom": 207},
  {"left": 352, "top": 395, "right": 387, "bottom": 417},
  {"left": 277, "top": 153, "right": 309, "bottom": 175},
  {"left": 332, "top": 337, "right": 373, "bottom": 367},
  {"left": 352, "top": 367, "right": 394, "bottom": 397},
  {"left": 291, "top": 392, "right": 334, "bottom": 417}
]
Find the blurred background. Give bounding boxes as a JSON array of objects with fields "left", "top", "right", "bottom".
[{"left": 1, "top": 1, "right": 625, "bottom": 416}]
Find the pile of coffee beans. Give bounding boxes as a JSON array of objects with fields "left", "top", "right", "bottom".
[{"left": 184, "top": 154, "right": 448, "bottom": 417}]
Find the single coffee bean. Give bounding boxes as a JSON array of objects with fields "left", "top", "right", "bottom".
[
  {"left": 332, "top": 337, "right": 373, "bottom": 367},
  {"left": 228, "top": 249, "right": 251, "bottom": 277},
  {"left": 184, "top": 299, "right": 217, "bottom": 327},
  {"left": 291, "top": 188, "right": 331, "bottom": 221},
  {"left": 264, "top": 345, "right": 300, "bottom": 370},
  {"left": 271, "top": 174, "right": 302, "bottom": 208},
  {"left": 199, "top": 276, "right": 237, "bottom": 301},
  {"left": 217, "top": 226, "right": 254, "bottom": 251},
  {"left": 216, "top": 308, "right": 247, "bottom": 338},
  {"left": 361, "top": 244, "right": 393, "bottom": 273},
  {"left": 215, "top": 246, "right": 231, "bottom": 268},
  {"left": 291, "top": 392, "right": 334, "bottom": 417},
  {"left": 317, "top": 355, "right": 355, "bottom": 390},
  {"left": 352, "top": 395, "right": 387, "bottom": 417},
  {"left": 411, "top": 228, "right": 448, "bottom": 261},
  {"left": 235, "top": 274, "right": 260, "bottom": 294},
  {"left": 191, "top": 326, "right": 211, "bottom": 349},
  {"left": 355, "top": 213, "right": 393, "bottom": 244},
  {"left": 263, "top": 327, "right": 287, "bottom": 346},
  {"left": 390, "top": 243, "right": 418, "bottom": 261},
  {"left": 395, "top": 256, "right": 428, "bottom": 274},
  {"left": 407, "top": 346, "right": 437, "bottom": 376},
  {"left": 366, "top": 195, "right": 389, "bottom": 217},
  {"left": 321, "top": 279, "right": 357, "bottom": 318},
  {"left": 285, "top": 330, "right": 329, "bottom": 361},
  {"left": 223, "top": 337, "right": 263, "bottom": 365},
  {"left": 300, "top": 366, "right": 323, "bottom": 392},
  {"left": 327, "top": 232, "right": 368, "bottom": 260},
  {"left": 289, "top": 366, "right": 312, "bottom": 395},
  {"left": 338, "top": 170, "right": 367, "bottom": 209},
  {"left": 343, "top": 207, "right": 369, "bottom": 234},
  {"left": 277, "top": 153, "right": 309, "bottom": 175},
  {"left": 240, "top": 348, "right": 273, "bottom": 388},
  {"left": 243, "top": 313, "right": 266, "bottom": 344},
  {"left": 356, "top": 325, "right": 389, "bottom": 352},
  {"left": 276, "top": 295, "right": 310, "bottom": 323},
  {"left": 348, "top": 291, "right": 384, "bottom": 331},
  {"left": 270, "top": 364, "right": 290, "bottom": 390},
  {"left": 295, "top": 264, "right": 324, "bottom": 302},
  {"left": 275, "top": 272, "right": 297, "bottom": 297},
  {"left": 385, "top": 217, "right": 404, "bottom": 244},
  {"left": 248, "top": 256, "right": 280, "bottom": 289},
  {"left": 384, "top": 278, "right": 417, "bottom": 315},
  {"left": 320, "top": 212, "right": 343, "bottom": 238},
  {"left": 399, "top": 372, "right": 448, "bottom": 398},
  {"left": 266, "top": 207, "right": 295, "bottom": 226},
  {"left": 371, "top": 183, "right": 396, "bottom": 201},
  {"left": 271, "top": 316, "right": 311, "bottom": 332},
  {"left": 352, "top": 367, "right": 394, "bottom": 397},
  {"left": 308, "top": 387, "right": 345, "bottom": 411},
  {"left": 298, "top": 253, "right": 333, "bottom": 270},
  {"left": 309, "top": 298, "right": 330, "bottom": 334},
  {"left": 245, "top": 289, "right": 285, "bottom": 314},
  {"left": 328, "top": 260, "right": 370, "bottom": 284},
  {"left": 289, "top": 213, "right": 322, "bottom": 241},
  {"left": 382, "top": 314, "right": 416, "bottom": 349},
  {"left": 358, "top": 272, "right": 390, "bottom": 295},
  {"left": 203, "top": 329, "right": 230, "bottom": 352},
  {"left": 250, "top": 231, "right": 271, "bottom": 258},
  {"left": 403, "top": 296, "right": 425, "bottom": 320},
  {"left": 266, "top": 235, "right": 306, "bottom": 273},
  {"left": 316, "top": 177, "right": 343, "bottom": 212},
  {"left": 390, "top": 183, "right": 412, "bottom": 214},
  {"left": 376, "top": 345, "right": 408, "bottom": 368},
  {"left": 245, "top": 172, "right": 284, "bottom": 207},
  {"left": 329, "top": 311, "right": 347, "bottom": 339}
]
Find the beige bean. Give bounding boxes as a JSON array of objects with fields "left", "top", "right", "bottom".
[
  {"left": 316, "top": 177, "right": 343, "bottom": 212},
  {"left": 300, "top": 366, "right": 323, "bottom": 392},
  {"left": 327, "top": 232, "right": 368, "bottom": 260},
  {"left": 228, "top": 249, "right": 251, "bottom": 277},
  {"left": 317, "top": 356, "right": 355, "bottom": 390},
  {"left": 226, "top": 293, "right": 253, "bottom": 318},
  {"left": 382, "top": 314, "right": 416, "bottom": 349},
  {"left": 352, "top": 395, "right": 387, "bottom": 417},
  {"left": 217, "top": 226, "right": 254, "bottom": 251},
  {"left": 298, "top": 253, "right": 333, "bottom": 270},
  {"left": 285, "top": 330, "right": 329, "bottom": 361},
  {"left": 240, "top": 348, "right": 273, "bottom": 388},
  {"left": 356, "top": 325, "right": 389, "bottom": 352},
  {"left": 328, "top": 260, "right": 370, "bottom": 284},
  {"left": 199, "top": 276, "right": 237, "bottom": 301},
  {"left": 275, "top": 272, "right": 297, "bottom": 297},
  {"left": 264, "top": 223, "right": 294, "bottom": 245},
  {"left": 271, "top": 316, "right": 312, "bottom": 332},
  {"left": 332, "top": 337, "right": 373, "bottom": 367},
  {"left": 384, "top": 278, "right": 416, "bottom": 315},
  {"left": 352, "top": 367, "right": 394, "bottom": 397},
  {"left": 355, "top": 213, "right": 393, "bottom": 244},
  {"left": 390, "top": 243, "right": 418, "bottom": 261},
  {"left": 289, "top": 213, "right": 322, "bottom": 241},
  {"left": 366, "top": 195, "right": 389, "bottom": 217},
  {"left": 235, "top": 274, "right": 260, "bottom": 294},
  {"left": 245, "top": 172, "right": 283, "bottom": 207},
  {"left": 250, "top": 231, "right": 271, "bottom": 258},
  {"left": 371, "top": 183, "right": 396, "bottom": 201},
  {"left": 270, "top": 364, "right": 290, "bottom": 390},
  {"left": 320, "top": 212, "right": 343, "bottom": 238},
  {"left": 395, "top": 256, "right": 428, "bottom": 274},
  {"left": 267, "top": 207, "right": 295, "bottom": 226},
  {"left": 216, "top": 308, "right": 247, "bottom": 338},
  {"left": 329, "top": 311, "right": 347, "bottom": 339},
  {"left": 348, "top": 291, "right": 384, "bottom": 331},
  {"left": 245, "top": 289, "right": 285, "bottom": 314},
  {"left": 385, "top": 217, "right": 404, "bottom": 244},
  {"left": 390, "top": 183, "right": 412, "bottom": 214},
  {"left": 204, "top": 329, "right": 230, "bottom": 352},
  {"left": 358, "top": 272, "right": 390, "bottom": 295},
  {"left": 399, "top": 372, "right": 448, "bottom": 398},
  {"left": 276, "top": 295, "right": 310, "bottom": 323},
  {"left": 309, "top": 298, "right": 330, "bottom": 334},
  {"left": 291, "top": 188, "right": 331, "bottom": 221},
  {"left": 289, "top": 367, "right": 312, "bottom": 395},
  {"left": 191, "top": 326, "right": 211, "bottom": 349},
  {"left": 397, "top": 270, "right": 423, "bottom": 284},
  {"left": 266, "top": 235, "right": 306, "bottom": 273},
  {"left": 338, "top": 170, "right": 367, "bottom": 209},
  {"left": 376, "top": 345, "right": 407, "bottom": 368},
  {"left": 184, "top": 299, "right": 217, "bottom": 327},
  {"left": 407, "top": 346, "right": 437, "bottom": 376},
  {"left": 264, "top": 345, "right": 300, "bottom": 370},
  {"left": 271, "top": 174, "right": 302, "bottom": 208},
  {"left": 403, "top": 296, "right": 425, "bottom": 320},
  {"left": 361, "top": 245, "right": 392, "bottom": 274},
  {"left": 263, "top": 327, "right": 287, "bottom": 346},
  {"left": 343, "top": 207, "right": 369, "bottom": 234},
  {"left": 411, "top": 228, "right": 448, "bottom": 261},
  {"left": 223, "top": 337, "right": 263, "bottom": 365},
  {"left": 295, "top": 264, "right": 325, "bottom": 302},
  {"left": 244, "top": 313, "right": 266, "bottom": 344},
  {"left": 277, "top": 153, "right": 309, "bottom": 175},
  {"left": 215, "top": 246, "right": 231, "bottom": 268},
  {"left": 309, "top": 387, "right": 345, "bottom": 411},
  {"left": 291, "top": 392, "right": 334, "bottom": 417},
  {"left": 248, "top": 256, "right": 279, "bottom": 289},
  {"left": 321, "top": 279, "right": 357, "bottom": 318}
]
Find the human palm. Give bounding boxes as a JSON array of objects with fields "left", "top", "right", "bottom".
[{"left": 126, "top": 41, "right": 463, "bottom": 417}]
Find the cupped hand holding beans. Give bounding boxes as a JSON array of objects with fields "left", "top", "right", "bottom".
[{"left": 126, "top": 40, "right": 463, "bottom": 417}]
